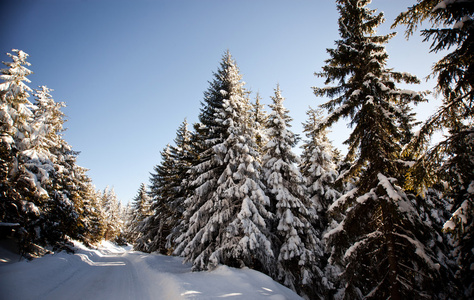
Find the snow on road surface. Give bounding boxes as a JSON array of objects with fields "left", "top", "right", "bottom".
[{"left": 0, "top": 241, "right": 302, "bottom": 300}]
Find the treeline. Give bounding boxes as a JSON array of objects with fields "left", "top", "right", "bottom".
[
  {"left": 0, "top": 50, "right": 128, "bottom": 255},
  {"left": 126, "top": 1, "right": 473, "bottom": 300}
]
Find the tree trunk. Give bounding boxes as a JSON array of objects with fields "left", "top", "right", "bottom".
[{"left": 380, "top": 195, "right": 401, "bottom": 300}]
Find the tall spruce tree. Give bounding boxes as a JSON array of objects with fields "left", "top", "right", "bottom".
[
  {"left": 139, "top": 146, "right": 174, "bottom": 253},
  {"left": 175, "top": 51, "right": 274, "bottom": 274},
  {"left": 0, "top": 50, "right": 102, "bottom": 253},
  {"left": 314, "top": 1, "right": 450, "bottom": 299},
  {"left": 28, "top": 86, "right": 80, "bottom": 248},
  {"left": 393, "top": 1, "right": 473, "bottom": 296},
  {"left": 0, "top": 50, "right": 36, "bottom": 236},
  {"left": 262, "top": 85, "right": 323, "bottom": 298},
  {"left": 163, "top": 119, "right": 193, "bottom": 249},
  {"left": 0, "top": 50, "right": 52, "bottom": 255},
  {"left": 139, "top": 148, "right": 177, "bottom": 253}
]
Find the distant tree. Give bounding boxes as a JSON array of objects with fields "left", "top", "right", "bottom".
[
  {"left": 393, "top": 2, "right": 474, "bottom": 296},
  {"left": 139, "top": 145, "right": 175, "bottom": 253},
  {"left": 250, "top": 92, "right": 268, "bottom": 156},
  {"left": 139, "top": 119, "right": 193, "bottom": 253},
  {"left": 128, "top": 183, "right": 152, "bottom": 247},
  {"left": 78, "top": 178, "right": 105, "bottom": 245},
  {"left": 101, "top": 187, "right": 123, "bottom": 241},
  {"left": 314, "top": 1, "right": 449, "bottom": 299}
]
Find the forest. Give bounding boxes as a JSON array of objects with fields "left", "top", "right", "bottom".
[{"left": 0, "top": 0, "right": 472, "bottom": 299}]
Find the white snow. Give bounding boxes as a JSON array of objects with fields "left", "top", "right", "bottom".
[{"left": 0, "top": 241, "right": 302, "bottom": 300}]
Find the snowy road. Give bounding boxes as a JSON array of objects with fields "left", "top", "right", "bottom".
[{"left": 0, "top": 242, "right": 302, "bottom": 300}]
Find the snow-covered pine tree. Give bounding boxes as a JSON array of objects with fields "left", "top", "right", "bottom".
[
  {"left": 0, "top": 49, "right": 44, "bottom": 254},
  {"left": 163, "top": 119, "right": 193, "bottom": 249},
  {"left": 140, "top": 119, "right": 193, "bottom": 253},
  {"left": 299, "top": 107, "right": 341, "bottom": 297},
  {"left": 77, "top": 178, "right": 105, "bottom": 245},
  {"left": 262, "top": 85, "right": 323, "bottom": 298},
  {"left": 175, "top": 51, "right": 274, "bottom": 275},
  {"left": 140, "top": 140, "right": 187, "bottom": 254},
  {"left": 250, "top": 93, "right": 268, "bottom": 156},
  {"left": 300, "top": 107, "right": 340, "bottom": 226},
  {"left": 26, "top": 86, "right": 81, "bottom": 248},
  {"left": 314, "top": 1, "right": 450, "bottom": 299},
  {"left": 128, "top": 183, "right": 152, "bottom": 248},
  {"left": 393, "top": 1, "right": 473, "bottom": 296},
  {"left": 0, "top": 50, "right": 105, "bottom": 251},
  {"left": 101, "top": 187, "right": 123, "bottom": 241}
]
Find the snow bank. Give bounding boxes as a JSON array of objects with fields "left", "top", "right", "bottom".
[{"left": 0, "top": 241, "right": 302, "bottom": 300}]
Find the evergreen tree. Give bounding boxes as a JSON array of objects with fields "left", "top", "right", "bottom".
[
  {"left": 137, "top": 146, "right": 176, "bottom": 254},
  {"left": 27, "top": 86, "right": 79, "bottom": 248},
  {"left": 128, "top": 183, "right": 152, "bottom": 248},
  {"left": 393, "top": 2, "right": 473, "bottom": 296},
  {"left": 314, "top": 1, "right": 449, "bottom": 299},
  {"left": 101, "top": 187, "right": 123, "bottom": 241},
  {"left": 175, "top": 51, "right": 274, "bottom": 275},
  {"left": 0, "top": 50, "right": 107, "bottom": 252},
  {"left": 300, "top": 107, "right": 340, "bottom": 226},
  {"left": 299, "top": 107, "right": 341, "bottom": 297},
  {"left": 140, "top": 119, "right": 193, "bottom": 253},
  {"left": 0, "top": 50, "right": 46, "bottom": 255},
  {"left": 250, "top": 92, "right": 268, "bottom": 156},
  {"left": 163, "top": 119, "right": 193, "bottom": 249},
  {"left": 262, "top": 85, "right": 323, "bottom": 298},
  {"left": 78, "top": 179, "right": 105, "bottom": 245}
]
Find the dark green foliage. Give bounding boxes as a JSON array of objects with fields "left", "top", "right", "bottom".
[
  {"left": 314, "top": 1, "right": 450, "bottom": 299},
  {"left": 394, "top": 2, "right": 474, "bottom": 297},
  {"left": 139, "top": 119, "right": 193, "bottom": 254}
]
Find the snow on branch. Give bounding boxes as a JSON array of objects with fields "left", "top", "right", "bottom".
[
  {"left": 394, "top": 233, "right": 440, "bottom": 271},
  {"left": 343, "top": 231, "right": 382, "bottom": 261}
]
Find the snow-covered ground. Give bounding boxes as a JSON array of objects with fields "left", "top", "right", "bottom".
[{"left": 0, "top": 241, "right": 302, "bottom": 300}]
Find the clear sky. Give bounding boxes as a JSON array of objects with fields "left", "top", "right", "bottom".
[{"left": 2, "top": 0, "right": 444, "bottom": 203}]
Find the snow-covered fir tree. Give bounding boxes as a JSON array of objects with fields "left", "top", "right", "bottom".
[
  {"left": 261, "top": 85, "right": 324, "bottom": 298},
  {"left": 127, "top": 183, "right": 152, "bottom": 248},
  {"left": 175, "top": 51, "right": 275, "bottom": 275},
  {"left": 139, "top": 145, "right": 175, "bottom": 253},
  {"left": 140, "top": 119, "right": 193, "bottom": 254},
  {"left": 0, "top": 50, "right": 37, "bottom": 244},
  {"left": 77, "top": 178, "right": 105, "bottom": 245},
  {"left": 314, "top": 1, "right": 451, "bottom": 299},
  {"left": 101, "top": 187, "right": 123, "bottom": 242},
  {"left": 0, "top": 50, "right": 63, "bottom": 254},
  {"left": 162, "top": 119, "right": 193, "bottom": 249},
  {"left": 394, "top": 1, "right": 474, "bottom": 296},
  {"left": 299, "top": 107, "right": 341, "bottom": 297},
  {"left": 0, "top": 49, "right": 105, "bottom": 253},
  {"left": 299, "top": 107, "right": 340, "bottom": 225},
  {"left": 250, "top": 93, "right": 268, "bottom": 156},
  {"left": 27, "top": 86, "right": 80, "bottom": 248}
]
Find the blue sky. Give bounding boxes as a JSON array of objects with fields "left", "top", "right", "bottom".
[{"left": 2, "top": 0, "right": 444, "bottom": 203}]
